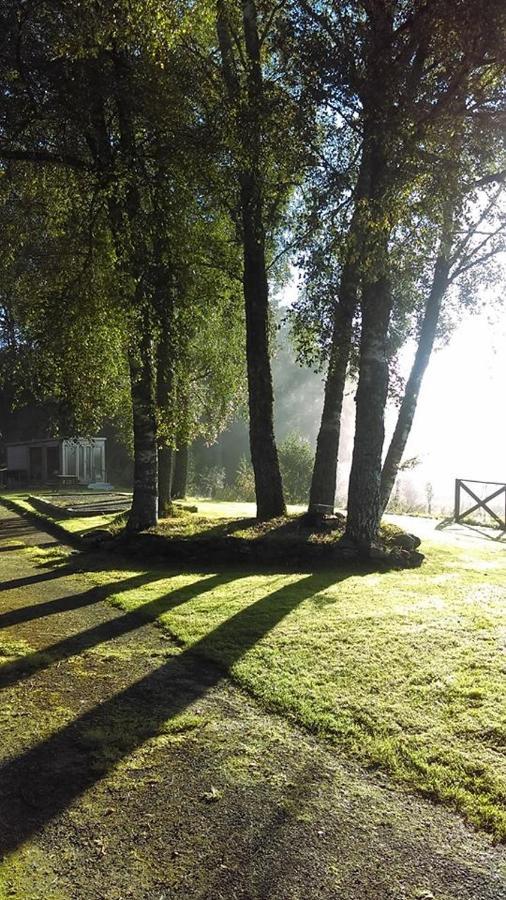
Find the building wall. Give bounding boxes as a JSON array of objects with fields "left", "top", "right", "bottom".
[
  {"left": 6, "top": 445, "right": 29, "bottom": 472},
  {"left": 62, "top": 439, "right": 106, "bottom": 483},
  {"left": 6, "top": 438, "right": 105, "bottom": 483}
]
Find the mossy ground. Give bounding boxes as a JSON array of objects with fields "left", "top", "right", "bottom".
[
  {"left": 74, "top": 542, "right": 506, "bottom": 838},
  {"left": 2, "top": 494, "right": 505, "bottom": 843},
  {"left": 1, "top": 537, "right": 504, "bottom": 900},
  {"left": 0, "top": 503, "right": 505, "bottom": 897}
]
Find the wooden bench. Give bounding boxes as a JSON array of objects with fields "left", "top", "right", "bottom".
[{"left": 55, "top": 474, "right": 80, "bottom": 488}]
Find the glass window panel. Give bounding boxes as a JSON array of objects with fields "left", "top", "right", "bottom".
[
  {"left": 66, "top": 444, "right": 77, "bottom": 476},
  {"left": 93, "top": 446, "right": 104, "bottom": 481}
]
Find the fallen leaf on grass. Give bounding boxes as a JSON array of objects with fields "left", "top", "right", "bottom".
[{"left": 201, "top": 786, "right": 222, "bottom": 802}]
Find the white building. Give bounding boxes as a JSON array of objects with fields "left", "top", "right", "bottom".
[{"left": 5, "top": 437, "right": 106, "bottom": 484}]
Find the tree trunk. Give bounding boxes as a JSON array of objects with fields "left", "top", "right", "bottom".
[
  {"left": 156, "top": 297, "right": 175, "bottom": 517},
  {"left": 217, "top": 0, "right": 285, "bottom": 521},
  {"left": 242, "top": 0, "right": 285, "bottom": 519},
  {"left": 172, "top": 444, "right": 189, "bottom": 499},
  {"left": 308, "top": 265, "right": 358, "bottom": 513},
  {"left": 345, "top": 273, "right": 393, "bottom": 549},
  {"left": 379, "top": 256, "right": 450, "bottom": 515},
  {"left": 128, "top": 325, "right": 158, "bottom": 531},
  {"left": 308, "top": 146, "right": 373, "bottom": 516},
  {"left": 89, "top": 62, "right": 160, "bottom": 531},
  {"left": 157, "top": 448, "right": 173, "bottom": 516},
  {"left": 241, "top": 174, "right": 286, "bottom": 520},
  {"left": 343, "top": 102, "right": 392, "bottom": 549}
]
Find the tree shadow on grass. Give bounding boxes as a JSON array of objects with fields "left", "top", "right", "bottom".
[
  {"left": 0, "top": 513, "right": 61, "bottom": 549},
  {"left": 182, "top": 516, "right": 259, "bottom": 539},
  {"left": 0, "top": 564, "right": 84, "bottom": 593},
  {"left": 0, "top": 568, "right": 348, "bottom": 856},
  {"left": 0, "top": 499, "right": 81, "bottom": 549},
  {"left": 0, "top": 545, "right": 28, "bottom": 553},
  {"left": 0, "top": 571, "right": 244, "bottom": 688},
  {"left": 436, "top": 517, "right": 506, "bottom": 543},
  {"left": 0, "top": 571, "right": 159, "bottom": 631},
  {"left": 0, "top": 542, "right": 119, "bottom": 592},
  {"left": 0, "top": 516, "right": 43, "bottom": 539},
  {"left": 160, "top": 514, "right": 329, "bottom": 541}
]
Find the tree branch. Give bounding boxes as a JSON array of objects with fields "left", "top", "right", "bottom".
[
  {"left": 0, "top": 148, "right": 91, "bottom": 171},
  {"left": 474, "top": 169, "right": 506, "bottom": 188}
]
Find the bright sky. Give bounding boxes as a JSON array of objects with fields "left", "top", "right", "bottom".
[
  {"left": 281, "top": 273, "right": 506, "bottom": 510},
  {"left": 396, "top": 310, "right": 506, "bottom": 506}
]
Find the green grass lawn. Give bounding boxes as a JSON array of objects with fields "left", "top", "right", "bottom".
[
  {"left": 3, "top": 494, "right": 506, "bottom": 838},
  {"left": 2, "top": 494, "right": 405, "bottom": 552},
  {"left": 1, "top": 495, "right": 118, "bottom": 535},
  {"left": 0, "top": 495, "right": 307, "bottom": 539},
  {"left": 184, "top": 498, "right": 307, "bottom": 518}
]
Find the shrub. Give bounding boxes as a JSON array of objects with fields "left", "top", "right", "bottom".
[
  {"left": 197, "top": 465, "right": 226, "bottom": 498},
  {"left": 233, "top": 456, "right": 256, "bottom": 502},
  {"left": 278, "top": 433, "right": 314, "bottom": 504}
]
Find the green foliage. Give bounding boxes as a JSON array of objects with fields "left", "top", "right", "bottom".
[
  {"left": 233, "top": 456, "right": 256, "bottom": 503},
  {"left": 165, "top": 212, "right": 246, "bottom": 450},
  {"left": 0, "top": 0, "right": 247, "bottom": 458},
  {"left": 195, "top": 465, "right": 226, "bottom": 499},
  {"left": 278, "top": 433, "right": 314, "bottom": 504},
  {"left": 0, "top": 0, "right": 505, "bottom": 530},
  {"left": 291, "top": 1, "right": 506, "bottom": 376},
  {"left": 0, "top": 166, "right": 131, "bottom": 436},
  {"left": 196, "top": 430, "right": 314, "bottom": 506}
]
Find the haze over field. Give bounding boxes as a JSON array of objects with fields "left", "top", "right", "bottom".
[
  {"left": 279, "top": 278, "right": 506, "bottom": 513},
  {"left": 398, "top": 314, "right": 506, "bottom": 509}
]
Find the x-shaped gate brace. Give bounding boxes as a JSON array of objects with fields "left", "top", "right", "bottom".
[{"left": 454, "top": 479, "right": 506, "bottom": 530}]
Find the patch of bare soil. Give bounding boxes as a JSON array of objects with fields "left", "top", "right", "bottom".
[{"left": 0, "top": 505, "right": 505, "bottom": 900}]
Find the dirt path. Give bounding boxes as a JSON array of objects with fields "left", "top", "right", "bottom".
[
  {"left": 384, "top": 512, "right": 506, "bottom": 549},
  {"left": 0, "top": 504, "right": 505, "bottom": 900}
]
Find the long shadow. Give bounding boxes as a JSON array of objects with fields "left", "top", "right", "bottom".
[
  {"left": 0, "top": 499, "right": 80, "bottom": 549},
  {"left": 0, "top": 519, "right": 56, "bottom": 545},
  {"left": 0, "top": 565, "right": 83, "bottom": 593},
  {"left": 0, "top": 571, "right": 157, "bottom": 631},
  {"left": 0, "top": 518, "right": 41, "bottom": 537},
  {"left": 0, "top": 571, "right": 245, "bottom": 689},
  {"left": 182, "top": 516, "right": 258, "bottom": 539},
  {"left": 0, "top": 569, "right": 345, "bottom": 855},
  {"left": 0, "top": 531, "right": 177, "bottom": 596},
  {"left": 461, "top": 527, "right": 506, "bottom": 543},
  {"left": 457, "top": 523, "right": 506, "bottom": 543},
  {"left": 0, "top": 545, "right": 28, "bottom": 553},
  {"left": 436, "top": 517, "right": 506, "bottom": 543},
  {"left": 167, "top": 514, "right": 326, "bottom": 541}
]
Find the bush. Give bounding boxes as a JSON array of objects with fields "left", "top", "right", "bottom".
[
  {"left": 218, "top": 435, "right": 314, "bottom": 505},
  {"left": 233, "top": 456, "right": 256, "bottom": 502},
  {"left": 278, "top": 433, "right": 314, "bottom": 504},
  {"left": 196, "top": 465, "right": 226, "bottom": 498}
]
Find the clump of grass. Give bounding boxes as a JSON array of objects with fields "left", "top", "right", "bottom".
[
  {"left": 0, "top": 847, "right": 64, "bottom": 900},
  {"left": 0, "top": 638, "right": 34, "bottom": 661},
  {"left": 7, "top": 496, "right": 412, "bottom": 564},
  {"left": 159, "top": 712, "right": 207, "bottom": 734}
]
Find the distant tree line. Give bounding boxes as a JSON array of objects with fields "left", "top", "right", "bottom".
[{"left": 0, "top": 1, "right": 505, "bottom": 553}]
